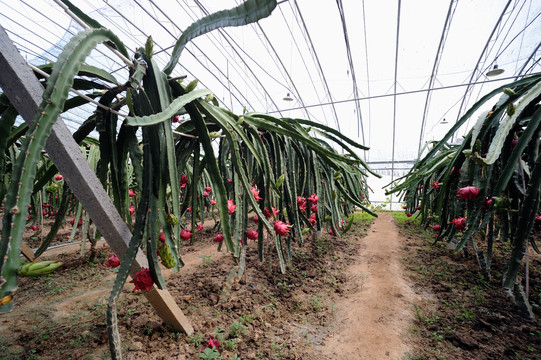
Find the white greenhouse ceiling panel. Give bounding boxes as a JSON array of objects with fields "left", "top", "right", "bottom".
[{"left": 1, "top": 0, "right": 540, "bottom": 166}]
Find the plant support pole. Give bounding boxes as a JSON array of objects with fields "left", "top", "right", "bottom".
[{"left": 0, "top": 26, "right": 193, "bottom": 334}]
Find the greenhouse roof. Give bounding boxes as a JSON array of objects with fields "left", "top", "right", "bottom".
[{"left": 1, "top": 0, "right": 540, "bottom": 169}]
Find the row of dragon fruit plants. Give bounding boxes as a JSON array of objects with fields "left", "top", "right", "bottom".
[
  {"left": 0, "top": 1, "right": 379, "bottom": 358},
  {"left": 386, "top": 73, "right": 541, "bottom": 317}
]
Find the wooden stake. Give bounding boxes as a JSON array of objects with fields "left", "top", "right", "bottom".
[
  {"left": 0, "top": 26, "right": 193, "bottom": 335},
  {"left": 20, "top": 242, "right": 35, "bottom": 262}
]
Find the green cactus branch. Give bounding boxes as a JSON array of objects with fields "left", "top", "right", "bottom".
[{"left": 163, "top": 0, "right": 278, "bottom": 75}]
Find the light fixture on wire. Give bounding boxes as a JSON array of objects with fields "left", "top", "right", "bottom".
[
  {"left": 283, "top": 93, "right": 293, "bottom": 101},
  {"left": 486, "top": 64, "right": 505, "bottom": 77},
  {"left": 440, "top": 118, "right": 448, "bottom": 124}
]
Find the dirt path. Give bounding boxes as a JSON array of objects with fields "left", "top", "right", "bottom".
[{"left": 317, "top": 212, "right": 419, "bottom": 359}]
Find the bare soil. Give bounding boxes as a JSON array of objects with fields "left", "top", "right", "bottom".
[
  {"left": 315, "top": 212, "right": 418, "bottom": 359},
  {"left": 396, "top": 214, "right": 541, "bottom": 360},
  {"left": 1, "top": 213, "right": 539, "bottom": 360},
  {"left": 0, "top": 215, "right": 375, "bottom": 359}
]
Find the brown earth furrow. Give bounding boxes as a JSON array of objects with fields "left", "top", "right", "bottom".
[{"left": 317, "top": 212, "right": 419, "bottom": 359}]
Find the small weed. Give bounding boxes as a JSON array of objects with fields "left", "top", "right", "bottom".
[
  {"left": 359, "top": 271, "right": 368, "bottom": 290},
  {"left": 413, "top": 305, "right": 440, "bottom": 325},
  {"left": 221, "top": 338, "right": 238, "bottom": 352},
  {"left": 310, "top": 295, "right": 324, "bottom": 312},
  {"left": 188, "top": 333, "right": 204, "bottom": 347},
  {"left": 277, "top": 280, "right": 295, "bottom": 293},
  {"left": 455, "top": 306, "right": 476, "bottom": 322},
  {"left": 169, "top": 332, "right": 183, "bottom": 340},
  {"left": 198, "top": 347, "right": 221, "bottom": 359},
  {"left": 229, "top": 321, "right": 248, "bottom": 338},
  {"left": 143, "top": 323, "right": 153, "bottom": 336},
  {"left": 269, "top": 342, "right": 288, "bottom": 359},
  {"left": 198, "top": 255, "right": 213, "bottom": 267},
  {"left": 239, "top": 313, "right": 255, "bottom": 323}
]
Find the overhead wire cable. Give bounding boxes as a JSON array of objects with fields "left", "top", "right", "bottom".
[
  {"left": 251, "top": 20, "right": 311, "bottom": 120},
  {"left": 452, "top": 0, "right": 513, "bottom": 143},
  {"left": 277, "top": 2, "right": 329, "bottom": 123},
  {"left": 186, "top": 0, "right": 282, "bottom": 114},
  {"left": 460, "top": 0, "right": 534, "bottom": 138},
  {"left": 466, "top": 0, "right": 529, "bottom": 107},
  {"left": 266, "top": 73, "right": 541, "bottom": 116},
  {"left": 183, "top": 1, "right": 290, "bottom": 94},
  {"left": 292, "top": 0, "right": 340, "bottom": 129},
  {"left": 361, "top": 0, "right": 372, "bottom": 155},
  {"left": 95, "top": 0, "right": 249, "bottom": 111},
  {"left": 17, "top": 0, "right": 122, "bottom": 73},
  {"left": 489, "top": 9, "right": 541, "bottom": 73},
  {"left": 29, "top": 63, "right": 128, "bottom": 118},
  {"left": 336, "top": 0, "right": 365, "bottom": 151},
  {"left": 515, "top": 43, "right": 541, "bottom": 79},
  {"left": 129, "top": 0, "right": 256, "bottom": 111},
  {"left": 52, "top": 0, "right": 134, "bottom": 68},
  {"left": 514, "top": 0, "right": 533, "bottom": 74},
  {"left": 390, "top": 0, "right": 401, "bottom": 209},
  {"left": 417, "top": 0, "right": 458, "bottom": 158}
]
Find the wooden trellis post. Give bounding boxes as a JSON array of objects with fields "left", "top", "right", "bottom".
[{"left": 0, "top": 26, "right": 193, "bottom": 335}]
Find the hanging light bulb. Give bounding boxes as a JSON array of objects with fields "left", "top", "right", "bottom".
[
  {"left": 486, "top": 64, "right": 505, "bottom": 77},
  {"left": 283, "top": 93, "right": 293, "bottom": 101}
]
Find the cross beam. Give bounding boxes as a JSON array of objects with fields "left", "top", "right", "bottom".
[{"left": 0, "top": 26, "right": 193, "bottom": 335}]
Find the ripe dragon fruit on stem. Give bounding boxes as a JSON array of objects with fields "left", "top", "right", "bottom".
[
  {"left": 451, "top": 217, "right": 466, "bottom": 231},
  {"left": 214, "top": 234, "right": 224, "bottom": 243},
  {"left": 105, "top": 254, "right": 121, "bottom": 268},
  {"left": 274, "top": 221, "right": 291, "bottom": 236},
  {"left": 227, "top": 199, "right": 236, "bottom": 214},
  {"left": 180, "top": 228, "right": 192, "bottom": 240},
  {"left": 250, "top": 186, "right": 262, "bottom": 201},
  {"left": 130, "top": 268, "right": 153, "bottom": 292},
  {"left": 307, "top": 193, "right": 319, "bottom": 204},
  {"left": 246, "top": 230, "right": 258, "bottom": 240},
  {"left": 456, "top": 186, "right": 480, "bottom": 200}
]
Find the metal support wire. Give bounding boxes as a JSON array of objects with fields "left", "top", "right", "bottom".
[
  {"left": 336, "top": 0, "right": 365, "bottom": 148},
  {"left": 417, "top": 0, "right": 458, "bottom": 158},
  {"left": 390, "top": 0, "right": 401, "bottom": 211},
  {"left": 454, "top": 0, "right": 535, "bottom": 141},
  {"left": 361, "top": 0, "right": 372, "bottom": 155},
  {"left": 452, "top": 0, "right": 513, "bottom": 142},
  {"left": 281, "top": 1, "right": 330, "bottom": 125},
  {"left": 253, "top": 20, "right": 311, "bottom": 120},
  {"left": 96, "top": 0, "right": 250, "bottom": 111},
  {"left": 187, "top": 0, "right": 283, "bottom": 115},
  {"left": 14, "top": 0, "right": 123, "bottom": 75},
  {"left": 268, "top": 73, "right": 541, "bottom": 114},
  {"left": 29, "top": 63, "right": 129, "bottom": 118},
  {"left": 515, "top": 43, "right": 541, "bottom": 79},
  {"left": 53, "top": 0, "right": 134, "bottom": 68},
  {"left": 135, "top": 0, "right": 257, "bottom": 111},
  {"left": 292, "top": 0, "right": 341, "bottom": 130}
]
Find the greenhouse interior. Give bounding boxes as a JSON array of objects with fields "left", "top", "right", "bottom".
[{"left": 0, "top": 0, "right": 540, "bottom": 359}]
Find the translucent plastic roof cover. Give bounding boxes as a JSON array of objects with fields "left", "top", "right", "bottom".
[{"left": 1, "top": 0, "right": 540, "bottom": 200}]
